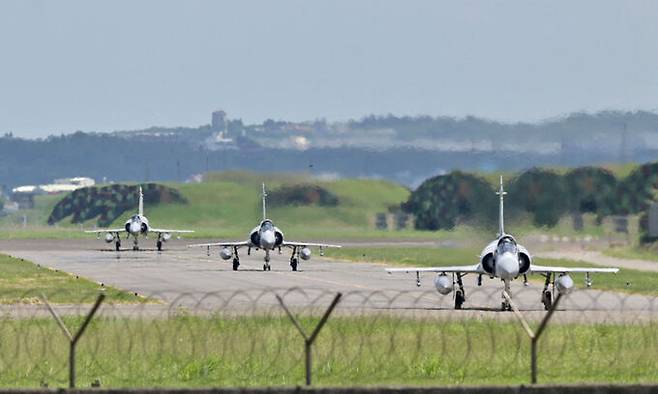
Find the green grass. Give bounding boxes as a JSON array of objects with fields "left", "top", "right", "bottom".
[
  {"left": 0, "top": 315, "right": 655, "bottom": 387},
  {"left": 0, "top": 254, "right": 145, "bottom": 304},
  {"left": 328, "top": 247, "right": 658, "bottom": 296},
  {"left": 603, "top": 246, "right": 658, "bottom": 263}
]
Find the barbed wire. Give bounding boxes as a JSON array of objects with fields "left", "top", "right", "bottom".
[{"left": 0, "top": 287, "right": 656, "bottom": 387}]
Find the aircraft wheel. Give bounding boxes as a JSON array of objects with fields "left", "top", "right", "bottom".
[
  {"left": 263, "top": 264, "right": 267, "bottom": 271},
  {"left": 454, "top": 290, "right": 465, "bottom": 310},
  {"left": 156, "top": 241, "right": 162, "bottom": 251},
  {"left": 542, "top": 291, "right": 552, "bottom": 310},
  {"left": 290, "top": 258, "right": 298, "bottom": 271},
  {"left": 232, "top": 258, "right": 240, "bottom": 271},
  {"left": 115, "top": 242, "right": 121, "bottom": 251}
]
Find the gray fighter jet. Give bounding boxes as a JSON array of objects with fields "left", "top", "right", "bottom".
[
  {"left": 85, "top": 186, "right": 193, "bottom": 251},
  {"left": 386, "top": 177, "right": 619, "bottom": 310},
  {"left": 190, "top": 183, "right": 340, "bottom": 271}
]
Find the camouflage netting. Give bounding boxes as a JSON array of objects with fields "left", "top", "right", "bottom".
[
  {"left": 268, "top": 184, "right": 339, "bottom": 207},
  {"left": 616, "top": 162, "right": 658, "bottom": 215},
  {"left": 403, "top": 171, "right": 496, "bottom": 231},
  {"left": 505, "top": 168, "right": 566, "bottom": 227},
  {"left": 563, "top": 167, "right": 618, "bottom": 221},
  {"left": 47, "top": 183, "right": 187, "bottom": 227},
  {"left": 624, "top": 162, "right": 658, "bottom": 244}
]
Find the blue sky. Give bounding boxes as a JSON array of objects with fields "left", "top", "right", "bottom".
[{"left": 1, "top": 0, "right": 657, "bottom": 137}]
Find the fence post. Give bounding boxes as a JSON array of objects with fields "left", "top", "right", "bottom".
[
  {"left": 40, "top": 293, "right": 106, "bottom": 388},
  {"left": 503, "top": 290, "right": 562, "bottom": 384},
  {"left": 276, "top": 292, "right": 342, "bottom": 385}
]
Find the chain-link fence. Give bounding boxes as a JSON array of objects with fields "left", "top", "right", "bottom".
[{"left": 0, "top": 287, "right": 656, "bottom": 388}]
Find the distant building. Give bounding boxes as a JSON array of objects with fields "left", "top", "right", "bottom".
[
  {"left": 11, "top": 177, "right": 96, "bottom": 209},
  {"left": 207, "top": 110, "right": 239, "bottom": 150},
  {"left": 211, "top": 110, "right": 227, "bottom": 131}
]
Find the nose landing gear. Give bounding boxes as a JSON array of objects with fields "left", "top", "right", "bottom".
[
  {"left": 501, "top": 279, "right": 512, "bottom": 311},
  {"left": 263, "top": 252, "right": 271, "bottom": 271}
]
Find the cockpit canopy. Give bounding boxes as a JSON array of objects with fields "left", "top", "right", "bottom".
[
  {"left": 260, "top": 220, "right": 274, "bottom": 231},
  {"left": 496, "top": 236, "right": 517, "bottom": 255}
]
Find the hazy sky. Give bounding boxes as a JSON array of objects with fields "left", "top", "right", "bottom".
[{"left": 1, "top": 0, "right": 657, "bottom": 137}]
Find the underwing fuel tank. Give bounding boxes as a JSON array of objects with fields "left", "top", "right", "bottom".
[
  {"left": 556, "top": 274, "right": 574, "bottom": 294},
  {"left": 300, "top": 247, "right": 312, "bottom": 260},
  {"left": 434, "top": 274, "right": 453, "bottom": 295},
  {"left": 220, "top": 247, "right": 233, "bottom": 260}
]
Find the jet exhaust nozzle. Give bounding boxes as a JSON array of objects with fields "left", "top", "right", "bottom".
[{"left": 434, "top": 274, "right": 453, "bottom": 295}]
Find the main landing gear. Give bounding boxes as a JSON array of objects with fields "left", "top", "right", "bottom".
[
  {"left": 156, "top": 240, "right": 163, "bottom": 252},
  {"left": 232, "top": 247, "right": 240, "bottom": 271},
  {"left": 289, "top": 246, "right": 298, "bottom": 272},
  {"left": 115, "top": 240, "right": 121, "bottom": 251},
  {"left": 454, "top": 274, "right": 466, "bottom": 309},
  {"left": 541, "top": 273, "right": 553, "bottom": 310}
]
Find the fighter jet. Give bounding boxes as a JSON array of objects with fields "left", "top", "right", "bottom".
[
  {"left": 189, "top": 183, "right": 341, "bottom": 271},
  {"left": 386, "top": 176, "right": 619, "bottom": 310},
  {"left": 85, "top": 186, "right": 193, "bottom": 251}
]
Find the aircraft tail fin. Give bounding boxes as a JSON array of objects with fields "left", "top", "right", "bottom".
[
  {"left": 261, "top": 183, "right": 267, "bottom": 220},
  {"left": 495, "top": 176, "right": 507, "bottom": 237},
  {"left": 138, "top": 186, "right": 144, "bottom": 216}
]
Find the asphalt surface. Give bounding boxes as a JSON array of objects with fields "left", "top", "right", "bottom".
[{"left": 0, "top": 239, "right": 656, "bottom": 322}]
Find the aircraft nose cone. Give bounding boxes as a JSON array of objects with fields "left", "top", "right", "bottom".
[
  {"left": 129, "top": 222, "right": 141, "bottom": 234},
  {"left": 261, "top": 230, "right": 275, "bottom": 248},
  {"left": 496, "top": 252, "right": 519, "bottom": 280}
]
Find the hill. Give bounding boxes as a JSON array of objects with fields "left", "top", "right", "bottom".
[
  {"left": 0, "top": 173, "right": 417, "bottom": 240},
  {"left": 3, "top": 110, "right": 658, "bottom": 188}
]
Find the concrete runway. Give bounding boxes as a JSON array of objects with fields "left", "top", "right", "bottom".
[{"left": 0, "top": 239, "right": 656, "bottom": 322}]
